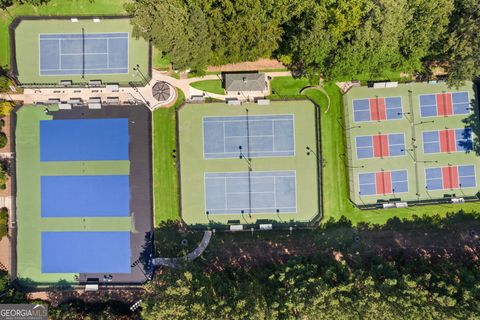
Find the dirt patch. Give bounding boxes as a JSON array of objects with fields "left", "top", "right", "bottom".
[
  {"left": 207, "top": 59, "right": 285, "bottom": 72},
  {"left": 0, "top": 236, "right": 11, "bottom": 273},
  {"left": 28, "top": 288, "right": 144, "bottom": 306}
]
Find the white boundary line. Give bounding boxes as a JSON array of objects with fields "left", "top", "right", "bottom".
[
  {"left": 358, "top": 169, "right": 409, "bottom": 196},
  {"left": 204, "top": 170, "right": 298, "bottom": 215},
  {"left": 351, "top": 96, "right": 404, "bottom": 123},
  {"left": 38, "top": 32, "right": 130, "bottom": 76}
]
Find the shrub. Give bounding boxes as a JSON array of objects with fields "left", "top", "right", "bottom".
[
  {"left": 0, "top": 207, "right": 7, "bottom": 239},
  {"left": 0, "top": 133, "right": 6, "bottom": 149}
]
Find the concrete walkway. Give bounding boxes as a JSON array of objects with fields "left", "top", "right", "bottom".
[
  {"left": 152, "top": 230, "right": 212, "bottom": 268},
  {"left": 0, "top": 70, "right": 293, "bottom": 108}
]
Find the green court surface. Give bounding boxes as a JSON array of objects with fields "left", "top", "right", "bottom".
[
  {"left": 15, "top": 106, "right": 131, "bottom": 284},
  {"left": 178, "top": 101, "right": 320, "bottom": 226},
  {"left": 344, "top": 81, "right": 479, "bottom": 206},
  {"left": 11, "top": 17, "right": 149, "bottom": 86}
]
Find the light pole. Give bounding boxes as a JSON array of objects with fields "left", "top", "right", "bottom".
[
  {"left": 133, "top": 64, "right": 150, "bottom": 85},
  {"left": 129, "top": 82, "right": 150, "bottom": 107},
  {"left": 358, "top": 192, "right": 367, "bottom": 206},
  {"left": 397, "top": 112, "right": 413, "bottom": 123},
  {"left": 239, "top": 146, "right": 252, "bottom": 170},
  {"left": 337, "top": 117, "right": 361, "bottom": 130},
  {"left": 340, "top": 153, "right": 364, "bottom": 169},
  {"left": 401, "top": 148, "right": 416, "bottom": 161}
]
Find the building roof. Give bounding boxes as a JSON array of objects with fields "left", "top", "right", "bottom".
[{"left": 224, "top": 73, "right": 266, "bottom": 92}]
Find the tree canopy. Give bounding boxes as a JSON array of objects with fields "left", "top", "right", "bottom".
[{"left": 127, "top": 0, "right": 479, "bottom": 84}]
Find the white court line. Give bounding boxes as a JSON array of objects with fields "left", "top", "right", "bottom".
[
  {"left": 206, "top": 119, "right": 293, "bottom": 124},
  {"left": 205, "top": 172, "right": 297, "bottom": 213},
  {"left": 60, "top": 52, "right": 109, "bottom": 56},
  {"left": 107, "top": 38, "right": 110, "bottom": 69},
  {"left": 272, "top": 121, "right": 276, "bottom": 151},
  {"left": 222, "top": 122, "right": 226, "bottom": 153},
  {"left": 58, "top": 39, "right": 62, "bottom": 70},
  {"left": 39, "top": 33, "right": 129, "bottom": 75},
  {"left": 224, "top": 134, "right": 274, "bottom": 139},
  {"left": 41, "top": 67, "right": 127, "bottom": 71}
]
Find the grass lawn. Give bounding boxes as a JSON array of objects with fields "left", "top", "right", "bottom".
[
  {"left": 190, "top": 79, "right": 224, "bottom": 95},
  {"left": 152, "top": 47, "right": 171, "bottom": 70},
  {"left": 152, "top": 89, "right": 185, "bottom": 224},
  {"left": 304, "top": 83, "right": 480, "bottom": 225},
  {"left": 269, "top": 76, "right": 311, "bottom": 98},
  {"left": 0, "top": 0, "right": 128, "bottom": 67}
]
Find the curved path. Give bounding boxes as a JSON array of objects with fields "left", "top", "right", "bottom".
[
  {"left": 0, "top": 70, "right": 294, "bottom": 109},
  {"left": 151, "top": 230, "right": 213, "bottom": 268}
]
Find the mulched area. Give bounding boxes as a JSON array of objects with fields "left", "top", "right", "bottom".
[
  {"left": 200, "top": 218, "right": 480, "bottom": 272},
  {"left": 27, "top": 288, "right": 144, "bottom": 307},
  {"left": 207, "top": 59, "right": 285, "bottom": 72},
  {"left": 0, "top": 114, "right": 12, "bottom": 198}
]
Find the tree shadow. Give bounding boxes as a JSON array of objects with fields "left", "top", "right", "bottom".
[
  {"left": 461, "top": 82, "right": 480, "bottom": 155},
  {"left": 153, "top": 220, "right": 205, "bottom": 258},
  {"left": 198, "top": 211, "right": 480, "bottom": 272}
]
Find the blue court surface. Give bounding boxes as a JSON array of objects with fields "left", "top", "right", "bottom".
[
  {"left": 41, "top": 175, "right": 130, "bottom": 217},
  {"left": 355, "top": 133, "right": 405, "bottom": 159},
  {"left": 42, "top": 231, "right": 131, "bottom": 273},
  {"left": 425, "top": 165, "right": 476, "bottom": 190},
  {"left": 39, "top": 32, "right": 129, "bottom": 75},
  {"left": 358, "top": 170, "right": 409, "bottom": 196},
  {"left": 40, "top": 118, "right": 129, "bottom": 161},
  {"left": 205, "top": 171, "right": 296, "bottom": 214},
  {"left": 422, "top": 128, "right": 472, "bottom": 153},
  {"left": 352, "top": 97, "right": 402, "bottom": 122},
  {"left": 419, "top": 92, "right": 470, "bottom": 117},
  {"left": 203, "top": 115, "right": 295, "bottom": 159}
]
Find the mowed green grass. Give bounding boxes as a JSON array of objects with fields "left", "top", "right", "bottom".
[
  {"left": 152, "top": 47, "right": 171, "bottom": 70},
  {"left": 190, "top": 79, "right": 224, "bottom": 95},
  {"left": 273, "top": 78, "right": 480, "bottom": 225},
  {"left": 269, "top": 76, "right": 310, "bottom": 98},
  {"left": 152, "top": 89, "right": 185, "bottom": 224},
  {"left": 0, "top": 0, "right": 128, "bottom": 67}
]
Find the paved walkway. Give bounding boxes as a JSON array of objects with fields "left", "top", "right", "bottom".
[
  {"left": 152, "top": 230, "right": 212, "bottom": 268},
  {"left": 0, "top": 70, "right": 293, "bottom": 108}
]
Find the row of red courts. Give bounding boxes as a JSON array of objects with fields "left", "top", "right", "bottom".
[{"left": 353, "top": 91, "right": 470, "bottom": 122}]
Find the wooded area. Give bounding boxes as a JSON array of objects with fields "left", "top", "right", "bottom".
[
  {"left": 0, "top": 212, "right": 477, "bottom": 319},
  {"left": 127, "top": 0, "right": 480, "bottom": 84}
]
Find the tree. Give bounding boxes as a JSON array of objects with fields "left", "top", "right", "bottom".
[
  {"left": 442, "top": 0, "right": 480, "bottom": 86},
  {"left": 0, "top": 76, "right": 9, "bottom": 93},
  {"left": 0, "top": 101, "right": 13, "bottom": 117},
  {"left": 127, "top": 0, "right": 211, "bottom": 71}
]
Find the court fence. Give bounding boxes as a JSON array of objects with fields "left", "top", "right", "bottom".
[
  {"left": 8, "top": 16, "right": 152, "bottom": 88},
  {"left": 177, "top": 98, "right": 324, "bottom": 231}
]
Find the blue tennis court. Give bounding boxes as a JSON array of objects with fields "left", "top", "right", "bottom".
[
  {"left": 355, "top": 133, "right": 405, "bottom": 159},
  {"left": 422, "top": 128, "right": 472, "bottom": 153},
  {"left": 203, "top": 115, "right": 295, "bottom": 159},
  {"left": 425, "top": 165, "right": 476, "bottom": 190},
  {"left": 41, "top": 175, "right": 130, "bottom": 217},
  {"left": 40, "top": 118, "right": 129, "bottom": 161},
  {"left": 42, "top": 231, "right": 131, "bottom": 273},
  {"left": 419, "top": 92, "right": 470, "bottom": 117},
  {"left": 39, "top": 32, "right": 129, "bottom": 75},
  {"left": 352, "top": 97, "right": 402, "bottom": 122},
  {"left": 358, "top": 170, "right": 409, "bottom": 196},
  {"left": 205, "top": 171, "right": 296, "bottom": 214}
]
